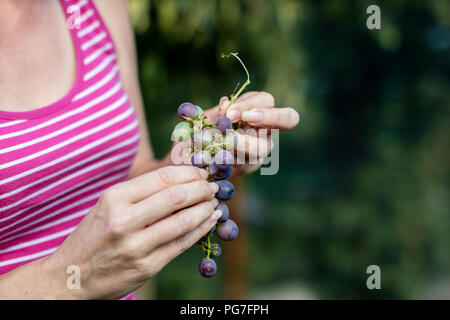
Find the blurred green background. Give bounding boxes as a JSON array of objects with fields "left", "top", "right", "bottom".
[{"left": 127, "top": 0, "right": 449, "bottom": 299}]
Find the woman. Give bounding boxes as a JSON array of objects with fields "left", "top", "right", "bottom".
[{"left": 0, "top": 0, "right": 299, "bottom": 299}]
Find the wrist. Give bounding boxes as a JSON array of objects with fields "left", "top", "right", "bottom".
[{"left": 39, "top": 251, "right": 89, "bottom": 300}]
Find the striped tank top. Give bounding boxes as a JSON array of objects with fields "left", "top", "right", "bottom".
[{"left": 0, "top": 0, "right": 140, "bottom": 298}]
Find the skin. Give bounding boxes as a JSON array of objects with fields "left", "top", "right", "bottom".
[{"left": 0, "top": 0, "right": 299, "bottom": 299}]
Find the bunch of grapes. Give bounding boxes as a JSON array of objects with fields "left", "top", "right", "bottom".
[
  {"left": 171, "top": 52, "right": 251, "bottom": 278},
  {"left": 172, "top": 102, "right": 239, "bottom": 278}
]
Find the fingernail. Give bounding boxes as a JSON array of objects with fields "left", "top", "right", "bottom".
[
  {"left": 213, "top": 209, "right": 222, "bottom": 219},
  {"left": 219, "top": 96, "right": 229, "bottom": 106},
  {"left": 199, "top": 169, "right": 209, "bottom": 179},
  {"left": 242, "top": 111, "right": 263, "bottom": 122},
  {"left": 226, "top": 109, "right": 241, "bottom": 122},
  {"left": 208, "top": 182, "right": 219, "bottom": 193}
]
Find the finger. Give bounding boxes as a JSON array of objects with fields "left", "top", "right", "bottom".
[
  {"left": 235, "top": 132, "right": 272, "bottom": 165},
  {"left": 114, "top": 166, "right": 208, "bottom": 203},
  {"left": 139, "top": 198, "right": 221, "bottom": 253},
  {"left": 218, "top": 92, "right": 260, "bottom": 117},
  {"left": 129, "top": 179, "right": 219, "bottom": 228},
  {"left": 241, "top": 107, "right": 300, "bottom": 130},
  {"left": 218, "top": 96, "right": 231, "bottom": 116},
  {"left": 236, "top": 91, "right": 261, "bottom": 101},
  {"left": 204, "top": 105, "right": 220, "bottom": 122},
  {"left": 224, "top": 92, "right": 275, "bottom": 122},
  {"left": 145, "top": 208, "right": 220, "bottom": 271}
]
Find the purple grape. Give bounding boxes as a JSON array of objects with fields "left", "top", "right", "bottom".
[
  {"left": 214, "top": 150, "right": 234, "bottom": 166},
  {"left": 213, "top": 116, "right": 232, "bottom": 134},
  {"left": 215, "top": 180, "right": 235, "bottom": 200},
  {"left": 198, "top": 258, "right": 217, "bottom": 278},
  {"left": 178, "top": 102, "right": 200, "bottom": 119},
  {"left": 191, "top": 150, "right": 211, "bottom": 168},
  {"left": 196, "top": 235, "right": 208, "bottom": 245},
  {"left": 210, "top": 243, "right": 222, "bottom": 258},
  {"left": 216, "top": 219, "right": 239, "bottom": 241},
  {"left": 216, "top": 201, "right": 229, "bottom": 223},
  {"left": 209, "top": 161, "right": 232, "bottom": 180}
]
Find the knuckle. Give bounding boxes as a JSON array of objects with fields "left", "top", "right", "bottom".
[
  {"left": 200, "top": 222, "right": 213, "bottom": 237},
  {"left": 200, "top": 180, "right": 212, "bottom": 195},
  {"left": 100, "top": 186, "right": 122, "bottom": 207},
  {"left": 166, "top": 185, "right": 186, "bottom": 205},
  {"left": 106, "top": 215, "right": 127, "bottom": 237},
  {"left": 259, "top": 139, "right": 269, "bottom": 156},
  {"left": 186, "top": 165, "right": 202, "bottom": 180},
  {"left": 157, "top": 167, "right": 174, "bottom": 186},
  {"left": 276, "top": 109, "right": 282, "bottom": 125},
  {"left": 193, "top": 167, "right": 204, "bottom": 180},
  {"left": 175, "top": 235, "right": 191, "bottom": 252},
  {"left": 263, "top": 92, "right": 275, "bottom": 106},
  {"left": 123, "top": 237, "right": 143, "bottom": 260},
  {"left": 175, "top": 212, "right": 193, "bottom": 234},
  {"left": 206, "top": 200, "right": 215, "bottom": 213}
]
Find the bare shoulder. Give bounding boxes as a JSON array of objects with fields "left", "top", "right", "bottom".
[
  {"left": 92, "top": 0, "right": 137, "bottom": 70},
  {"left": 93, "top": 0, "right": 130, "bottom": 30}
]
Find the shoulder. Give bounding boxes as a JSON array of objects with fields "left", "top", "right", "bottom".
[
  {"left": 92, "top": 0, "right": 139, "bottom": 95},
  {"left": 92, "top": 0, "right": 136, "bottom": 67},
  {"left": 92, "top": 0, "right": 129, "bottom": 27}
]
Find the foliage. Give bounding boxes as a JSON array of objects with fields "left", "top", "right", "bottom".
[{"left": 128, "top": 0, "right": 450, "bottom": 299}]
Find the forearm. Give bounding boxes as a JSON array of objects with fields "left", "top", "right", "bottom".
[
  {"left": 128, "top": 141, "right": 186, "bottom": 180},
  {"left": 127, "top": 152, "right": 174, "bottom": 180},
  {"left": 0, "top": 254, "right": 79, "bottom": 299}
]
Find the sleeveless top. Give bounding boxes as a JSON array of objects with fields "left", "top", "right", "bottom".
[{"left": 0, "top": 0, "right": 140, "bottom": 299}]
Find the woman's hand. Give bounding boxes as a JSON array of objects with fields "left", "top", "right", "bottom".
[
  {"left": 205, "top": 91, "right": 300, "bottom": 175},
  {"left": 42, "top": 166, "right": 221, "bottom": 299}
]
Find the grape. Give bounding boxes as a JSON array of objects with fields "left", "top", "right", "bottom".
[
  {"left": 178, "top": 102, "right": 200, "bottom": 119},
  {"left": 196, "top": 236, "right": 208, "bottom": 245},
  {"left": 193, "top": 130, "right": 213, "bottom": 149},
  {"left": 213, "top": 116, "right": 232, "bottom": 134},
  {"left": 209, "top": 161, "right": 232, "bottom": 180},
  {"left": 196, "top": 105, "right": 204, "bottom": 116},
  {"left": 172, "top": 122, "right": 193, "bottom": 142},
  {"left": 224, "top": 131, "right": 238, "bottom": 150},
  {"left": 216, "top": 219, "right": 239, "bottom": 241},
  {"left": 215, "top": 201, "right": 229, "bottom": 223},
  {"left": 174, "top": 121, "right": 192, "bottom": 130},
  {"left": 198, "top": 258, "right": 217, "bottom": 278},
  {"left": 214, "top": 150, "right": 234, "bottom": 167},
  {"left": 210, "top": 243, "right": 222, "bottom": 258},
  {"left": 191, "top": 150, "right": 211, "bottom": 168},
  {"left": 215, "top": 180, "right": 235, "bottom": 200}
]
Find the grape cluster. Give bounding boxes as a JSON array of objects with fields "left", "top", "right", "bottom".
[{"left": 172, "top": 102, "right": 239, "bottom": 278}]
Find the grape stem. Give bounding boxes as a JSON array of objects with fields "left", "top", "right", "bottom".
[
  {"left": 206, "top": 233, "right": 212, "bottom": 259},
  {"left": 221, "top": 52, "right": 251, "bottom": 106}
]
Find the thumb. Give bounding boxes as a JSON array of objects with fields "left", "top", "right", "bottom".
[{"left": 218, "top": 96, "right": 231, "bottom": 116}]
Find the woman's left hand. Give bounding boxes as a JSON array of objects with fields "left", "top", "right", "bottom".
[{"left": 205, "top": 91, "right": 300, "bottom": 175}]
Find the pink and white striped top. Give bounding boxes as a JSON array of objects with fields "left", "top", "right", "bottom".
[{"left": 0, "top": 0, "right": 140, "bottom": 298}]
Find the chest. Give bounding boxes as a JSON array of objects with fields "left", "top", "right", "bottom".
[{"left": 0, "top": 2, "right": 75, "bottom": 111}]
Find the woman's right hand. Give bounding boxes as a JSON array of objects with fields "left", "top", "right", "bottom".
[{"left": 42, "top": 166, "right": 221, "bottom": 299}]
